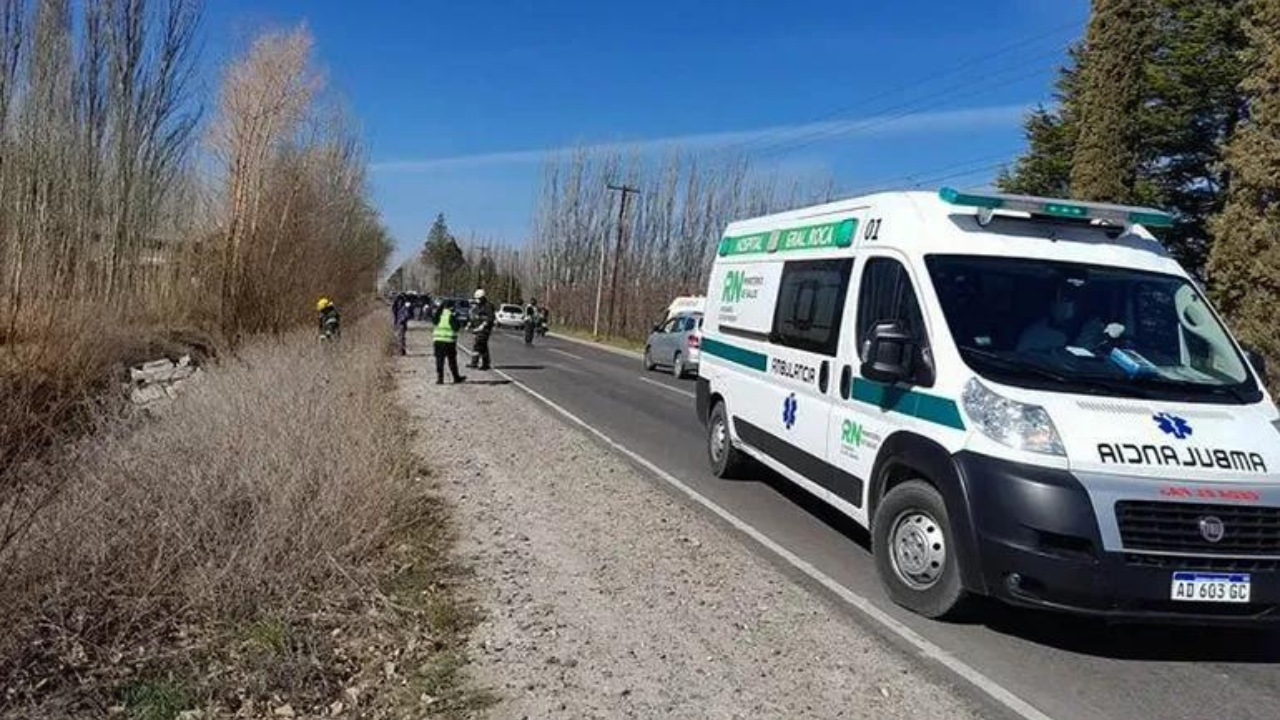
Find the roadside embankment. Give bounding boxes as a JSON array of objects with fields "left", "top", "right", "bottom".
[
  {"left": 1, "top": 320, "right": 485, "bottom": 719},
  {"left": 396, "top": 327, "right": 985, "bottom": 719}
]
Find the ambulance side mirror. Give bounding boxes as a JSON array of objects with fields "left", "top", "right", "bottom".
[
  {"left": 1243, "top": 346, "right": 1269, "bottom": 386},
  {"left": 861, "top": 322, "right": 917, "bottom": 384}
]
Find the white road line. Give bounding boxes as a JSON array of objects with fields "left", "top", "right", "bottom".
[
  {"left": 638, "top": 375, "right": 696, "bottom": 399},
  {"left": 547, "top": 347, "right": 585, "bottom": 361},
  {"left": 487, "top": 364, "right": 1053, "bottom": 720}
]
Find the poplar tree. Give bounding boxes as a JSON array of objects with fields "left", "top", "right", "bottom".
[
  {"left": 1069, "top": 0, "right": 1150, "bottom": 203},
  {"left": 1206, "top": 0, "right": 1280, "bottom": 392}
]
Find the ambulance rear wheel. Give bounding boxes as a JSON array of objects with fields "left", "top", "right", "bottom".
[
  {"left": 707, "top": 402, "right": 745, "bottom": 478},
  {"left": 873, "top": 480, "right": 968, "bottom": 619}
]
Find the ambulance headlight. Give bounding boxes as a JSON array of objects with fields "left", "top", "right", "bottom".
[
  {"left": 962, "top": 379, "right": 1065, "bottom": 456},
  {"left": 1272, "top": 418, "right": 1280, "bottom": 437}
]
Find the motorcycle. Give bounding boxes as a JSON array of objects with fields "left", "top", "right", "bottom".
[{"left": 524, "top": 312, "right": 548, "bottom": 343}]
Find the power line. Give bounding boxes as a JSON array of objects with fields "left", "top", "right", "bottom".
[
  {"left": 747, "top": 53, "right": 1062, "bottom": 160},
  {"left": 709, "top": 2, "right": 1110, "bottom": 162},
  {"left": 714, "top": 21, "right": 1081, "bottom": 159}
]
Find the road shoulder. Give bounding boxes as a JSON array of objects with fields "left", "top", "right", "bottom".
[{"left": 396, "top": 332, "right": 986, "bottom": 719}]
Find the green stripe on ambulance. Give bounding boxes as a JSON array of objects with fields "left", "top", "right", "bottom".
[{"left": 718, "top": 218, "right": 858, "bottom": 257}]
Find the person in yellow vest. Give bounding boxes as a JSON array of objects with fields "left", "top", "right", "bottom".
[{"left": 430, "top": 300, "right": 467, "bottom": 385}]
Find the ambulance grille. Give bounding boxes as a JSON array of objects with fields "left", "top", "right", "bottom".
[{"left": 1116, "top": 501, "right": 1280, "bottom": 556}]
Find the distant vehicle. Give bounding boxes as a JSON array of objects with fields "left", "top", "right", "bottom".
[
  {"left": 496, "top": 303, "right": 525, "bottom": 328},
  {"left": 448, "top": 297, "right": 472, "bottom": 325},
  {"left": 698, "top": 186, "right": 1278, "bottom": 625},
  {"left": 665, "top": 295, "right": 705, "bottom": 321},
  {"left": 644, "top": 311, "right": 702, "bottom": 378}
]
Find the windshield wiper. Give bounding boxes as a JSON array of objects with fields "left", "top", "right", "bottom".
[
  {"left": 1127, "top": 374, "right": 1254, "bottom": 403},
  {"left": 958, "top": 348, "right": 1075, "bottom": 384},
  {"left": 960, "top": 347, "right": 1164, "bottom": 398}
]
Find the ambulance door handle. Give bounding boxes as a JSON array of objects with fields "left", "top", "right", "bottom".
[
  {"left": 818, "top": 360, "right": 830, "bottom": 394},
  {"left": 840, "top": 365, "right": 852, "bottom": 400}
]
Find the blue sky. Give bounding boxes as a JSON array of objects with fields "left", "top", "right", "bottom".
[{"left": 206, "top": 1, "right": 1090, "bottom": 266}]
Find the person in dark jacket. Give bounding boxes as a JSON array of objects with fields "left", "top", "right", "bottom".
[
  {"left": 391, "top": 293, "right": 404, "bottom": 324},
  {"left": 523, "top": 298, "right": 540, "bottom": 344},
  {"left": 394, "top": 299, "right": 413, "bottom": 355},
  {"left": 469, "top": 288, "right": 495, "bottom": 369},
  {"left": 317, "top": 297, "right": 340, "bottom": 340},
  {"left": 430, "top": 301, "right": 467, "bottom": 385}
]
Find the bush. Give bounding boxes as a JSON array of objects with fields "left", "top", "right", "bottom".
[{"left": 0, "top": 319, "right": 428, "bottom": 713}]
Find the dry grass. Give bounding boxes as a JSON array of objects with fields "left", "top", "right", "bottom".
[
  {"left": 551, "top": 324, "right": 647, "bottom": 354},
  {"left": 0, "top": 318, "right": 482, "bottom": 718}
]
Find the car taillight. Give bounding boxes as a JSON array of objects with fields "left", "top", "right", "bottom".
[{"left": 688, "top": 334, "right": 700, "bottom": 348}]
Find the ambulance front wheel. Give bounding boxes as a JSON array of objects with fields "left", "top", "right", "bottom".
[
  {"left": 873, "top": 480, "right": 969, "bottom": 619},
  {"left": 707, "top": 402, "right": 746, "bottom": 478}
]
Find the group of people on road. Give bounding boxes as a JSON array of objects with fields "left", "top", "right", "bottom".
[
  {"left": 315, "top": 291, "right": 546, "bottom": 385},
  {"left": 388, "top": 288, "right": 547, "bottom": 385}
]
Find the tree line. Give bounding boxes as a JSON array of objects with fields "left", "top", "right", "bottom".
[
  {"left": 0, "top": 1, "right": 390, "bottom": 479},
  {"left": 0, "top": 1, "right": 389, "bottom": 343},
  {"left": 1001, "top": 0, "right": 1278, "bottom": 390},
  {"left": 386, "top": 212, "right": 523, "bottom": 303},
  {"left": 524, "top": 149, "right": 833, "bottom": 338}
]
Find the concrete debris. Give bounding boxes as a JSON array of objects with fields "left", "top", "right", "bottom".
[{"left": 126, "top": 354, "right": 201, "bottom": 407}]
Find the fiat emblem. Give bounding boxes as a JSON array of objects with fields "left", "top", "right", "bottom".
[{"left": 1198, "top": 516, "right": 1225, "bottom": 544}]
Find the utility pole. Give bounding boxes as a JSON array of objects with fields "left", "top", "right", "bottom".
[{"left": 594, "top": 182, "right": 640, "bottom": 338}]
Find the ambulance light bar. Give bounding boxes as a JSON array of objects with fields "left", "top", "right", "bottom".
[{"left": 938, "top": 187, "right": 1174, "bottom": 229}]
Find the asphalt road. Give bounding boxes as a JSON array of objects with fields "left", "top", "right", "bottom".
[{"left": 439, "top": 326, "right": 1280, "bottom": 720}]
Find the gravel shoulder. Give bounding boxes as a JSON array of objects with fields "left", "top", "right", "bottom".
[{"left": 395, "top": 332, "right": 988, "bottom": 719}]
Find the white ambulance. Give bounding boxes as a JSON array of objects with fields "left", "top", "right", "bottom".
[{"left": 696, "top": 187, "right": 1280, "bottom": 623}]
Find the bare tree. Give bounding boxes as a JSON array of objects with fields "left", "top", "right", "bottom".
[
  {"left": 209, "top": 24, "right": 321, "bottom": 334},
  {"left": 525, "top": 146, "right": 832, "bottom": 339}
]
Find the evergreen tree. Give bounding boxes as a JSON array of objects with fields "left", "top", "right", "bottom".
[
  {"left": 1070, "top": 0, "right": 1150, "bottom": 203},
  {"left": 1002, "top": 1, "right": 1247, "bottom": 273},
  {"left": 477, "top": 254, "right": 497, "bottom": 290},
  {"left": 420, "top": 213, "right": 467, "bottom": 294},
  {"left": 1141, "top": 0, "right": 1247, "bottom": 270},
  {"left": 1206, "top": 0, "right": 1280, "bottom": 393},
  {"left": 998, "top": 45, "right": 1085, "bottom": 197}
]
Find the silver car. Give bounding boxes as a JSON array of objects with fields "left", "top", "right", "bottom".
[{"left": 643, "top": 312, "right": 702, "bottom": 378}]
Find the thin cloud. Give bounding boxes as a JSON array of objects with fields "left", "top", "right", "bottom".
[{"left": 372, "top": 103, "right": 1032, "bottom": 173}]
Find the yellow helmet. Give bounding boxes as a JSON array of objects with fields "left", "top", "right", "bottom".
[{"left": 316, "top": 297, "right": 332, "bottom": 312}]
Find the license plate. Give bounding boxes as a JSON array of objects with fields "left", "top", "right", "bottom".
[{"left": 1170, "top": 572, "right": 1251, "bottom": 603}]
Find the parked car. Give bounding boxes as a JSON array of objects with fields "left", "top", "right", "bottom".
[
  {"left": 433, "top": 297, "right": 471, "bottom": 325},
  {"left": 452, "top": 298, "right": 472, "bottom": 325},
  {"left": 644, "top": 312, "right": 702, "bottom": 378},
  {"left": 495, "top": 303, "right": 525, "bottom": 328}
]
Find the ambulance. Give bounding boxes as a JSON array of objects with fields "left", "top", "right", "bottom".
[{"left": 695, "top": 187, "right": 1280, "bottom": 622}]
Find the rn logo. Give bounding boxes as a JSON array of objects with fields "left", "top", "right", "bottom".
[
  {"left": 841, "top": 419, "right": 863, "bottom": 447},
  {"left": 1154, "top": 412, "right": 1192, "bottom": 440},
  {"left": 782, "top": 393, "right": 798, "bottom": 430},
  {"left": 722, "top": 270, "right": 746, "bottom": 303}
]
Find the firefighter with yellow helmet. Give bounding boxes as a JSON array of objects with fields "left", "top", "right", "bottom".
[{"left": 317, "top": 297, "right": 341, "bottom": 340}]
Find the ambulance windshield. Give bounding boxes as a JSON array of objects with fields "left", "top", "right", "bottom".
[{"left": 925, "top": 255, "right": 1263, "bottom": 404}]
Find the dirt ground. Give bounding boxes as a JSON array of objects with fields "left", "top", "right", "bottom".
[{"left": 396, "top": 331, "right": 987, "bottom": 719}]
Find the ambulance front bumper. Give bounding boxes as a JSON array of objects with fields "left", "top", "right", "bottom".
[{"left": 955, "top": 452, "right": 1280, "bottom": 624}]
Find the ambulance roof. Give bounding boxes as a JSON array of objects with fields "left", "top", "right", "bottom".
[{"left": 718, "top": 189, "right": 1185, "bottom": 278}]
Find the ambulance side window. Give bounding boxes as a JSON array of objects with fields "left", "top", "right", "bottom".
[
  {"left": 771, "top": 258, "right": 854, "bottom": 356},
  {"left": 856, "top": 257, "right": 934, "bottom": 385}
]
